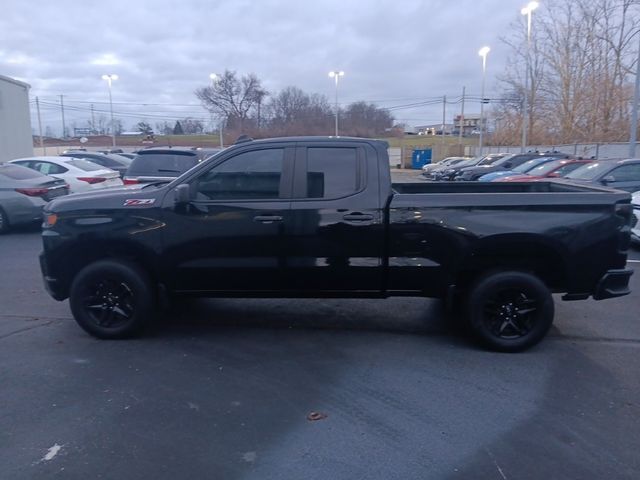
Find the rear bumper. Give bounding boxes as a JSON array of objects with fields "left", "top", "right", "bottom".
[{"left": 592, "top": 268, "right": 633, "bottom": 300}]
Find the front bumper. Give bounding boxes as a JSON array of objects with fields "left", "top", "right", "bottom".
[
  {"left": 592, "top": 268, "right": 633, "bottom": 300},
  {"left": 39, "top": 251, "right": 67, "bottom": 301}
]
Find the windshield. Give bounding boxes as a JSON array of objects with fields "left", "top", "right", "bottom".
[
  {"left": 64, "top": 158, "right": 104, "bottom": 171},
  {"left": 526, "top": 159, "right": 566, "bottom": 176},
  {"left": 478, "top": 155, "right": 505, "bottom": 166},
  {"left": 511, "top": 157, "right": 553, "bottom": 173},
  {"left": 565, "top": 161, "right": 613, "bottom": 180},
  {"left": 0, "top": 164, "right": 46, "bottom": 180}
]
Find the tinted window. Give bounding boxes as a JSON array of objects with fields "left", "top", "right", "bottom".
[
  {"left": 194, "top": 149, "right": 284, "bottom": 200},
  {"left": 609, "top": 164, "right": 640, "bottom": 182},
  {"left": 306, "top": 147, "right": 358, "bottom": 198},
  {"left": 527, "top": 159, "right": 565, "bottom": 176},
  {"left": 0, "top": 164, "right": 46, "bottom": 180},
  {"left": 128, "top": 152, "right": 199, "bottom": 177},
  {"left": 64, "top": 159, "right": 103, "bottom": 172}
]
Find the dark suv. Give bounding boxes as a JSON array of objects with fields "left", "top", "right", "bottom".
[{"left": 124, "top": 148, "right": 221, "bottom": 185}]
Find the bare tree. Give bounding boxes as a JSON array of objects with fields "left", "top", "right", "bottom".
[
  {"left": 195, "top": 70, "right": 267, "bottom": 132},
  {"left": 492, "top": 0, "right": 640, "bottom": 145}
]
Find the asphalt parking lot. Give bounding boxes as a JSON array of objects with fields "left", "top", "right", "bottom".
[{"left": 1, "top": 226, "right": 639, "bottom": 479}]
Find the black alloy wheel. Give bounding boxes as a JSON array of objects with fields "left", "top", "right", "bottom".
[
  {"left": 70, "top": 260, "right": 154, "bottom": 339},
  {"left": 466, "top": 271, "right": 554, "bottom": 352}
]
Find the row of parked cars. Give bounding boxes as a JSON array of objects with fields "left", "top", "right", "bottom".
[
  {"left": 422, "top": 152, "right": 640, "bottom": 244},
  {"left": 0, "top": 146, "right": 222, "bottom": 233}
]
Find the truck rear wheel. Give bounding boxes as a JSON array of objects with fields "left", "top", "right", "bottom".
[
  {"left": 69, "top": 259, "right": 154, "bottom": 339},
  {"left": 466, "top": 271, "right": 554, "bottom": 352}
]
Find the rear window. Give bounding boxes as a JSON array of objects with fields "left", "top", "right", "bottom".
[
  {"left": 306, "top": 147, "right": 359, "bottom": 198},
  {"left": 127, "top": 152, "right": 199, "bottom": 177},
  {"left": 0, "top": 164, "right": 45, "bottom": 180},
  {"left": 64, "top": 159, "right": 104, "bottom": 171}
]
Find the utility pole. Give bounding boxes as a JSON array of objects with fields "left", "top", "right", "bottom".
[
  {"left": 90, "top": 103, "right": 95, "bottom": 134},
  {"left": 458, "top": 86, "right": 465, "bottom": 144},
  {"left": 629, "top": 33, "right": 640, "bottom": 158},
  {"left": 36, "top": 97, "right": 46, "bottom": 155},
  {"left": 59, "top": 94, "right": 66, "bottom": 138},
  {"left": 441, "top": 95, "right": 446, "bottom": 148}
]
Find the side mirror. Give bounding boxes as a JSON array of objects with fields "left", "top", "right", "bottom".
[
  {"left": 503, "top": 162, "right": 513, "bottom": 169},
  {"left": 175, "top": 184, "right": 191, "bottom": 205},
  {"left": 602, "top": 175, "right": 616, "bottom": 185},
  {"left": 547, "top": 172, "right": 560, "bottom": 178}
]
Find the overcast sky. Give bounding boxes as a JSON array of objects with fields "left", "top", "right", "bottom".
[{"left": 1, "top": 0, "right": 527, "bottom": 134}]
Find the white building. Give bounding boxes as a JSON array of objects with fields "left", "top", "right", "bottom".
[{"left": 0, "top": 75, "right": 33, "bottom": 163}]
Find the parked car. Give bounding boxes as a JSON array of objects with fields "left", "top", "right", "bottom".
[
  {"left": 563, "top": 158, "right": 640, "bottom": 192},
  {"left": 123, "top": 147, "right": 214, "bottom": 185},
  {"left": 632, "top": 190, "right": 640, "bottom": 245},
  {"left": 0, "top": 163, "right": 68, "bottom": 233},
  {"left": 40, "top": 137, "right": 633, "bottom": 352},
  {"left": 421, "top": 157, "right": 469, "bottom": 175},
  {"left": 496, "top": 159, "right": 593, "bottom": 182},
  {"left": 60, "top": 151, "right": 132, "bottom": 178},
  {"left": 478, "top": 156, "right": 576, "bottom": 182},
  {"left": 10, "top": 157, "right": 123, "bottom": 194},
  {"left": 434, "top": 153, "right": 510, "bottom": 181},
  {"left": 456, "top": 152, "right": 570, "bottom": 181}
]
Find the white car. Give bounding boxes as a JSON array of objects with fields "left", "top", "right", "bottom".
[
  {"left": 9, "top": 156, "right": 123, "bottom": 194},
  {"left": 632, "top": 190, "right": 640, "bottom": 245}
]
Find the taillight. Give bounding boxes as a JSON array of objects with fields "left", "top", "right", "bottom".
[
  {"left": 77, "top": 177, "right": 107, "bottom": 184},
  {"left": 123, "top": 178, "right": 139, "bottom": 185},
  {"left": 15, "top": 187, "right": 49, "bottom": 197}
]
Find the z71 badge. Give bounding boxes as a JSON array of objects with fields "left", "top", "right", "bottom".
[{"left": 124, "top": 199, "right": 155, "bottom": 206}]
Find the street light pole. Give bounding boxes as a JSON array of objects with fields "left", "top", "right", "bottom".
[
  {"left": 209, "top": 73, "right": 224, "bottom": 148},
  {"left": 629, "top": 33, "right": 640, "bottom": 158},
  {"left": 101, "top": 74, "right": 118, "bottom": 147},
  {"left": 328, "top": 70, "right": 345, "bottom": 136},
  {"left": 478, "top": 46, "right": 490, "bottom": 156},
  {"left": 521, "top": 1, "right": 539, "bottom": 153}
]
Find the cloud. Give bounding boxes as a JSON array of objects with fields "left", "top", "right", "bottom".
[{"left": 0, "top": 0, "right": 525, "bottom": 133}]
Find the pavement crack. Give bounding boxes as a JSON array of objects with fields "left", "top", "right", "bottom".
[
  {"left": 550, "top": 334, "right": 640, "bottom": 346},
  {"left": 0, "top": 320, "right": 54, "bottom": 340}
]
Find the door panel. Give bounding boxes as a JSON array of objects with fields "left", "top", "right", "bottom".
[
  {"left": 161, "top": 146, "right": 293, "bottom": 292},
  {"left": 285, "top": 144, "right": 384, "bottom": 292}
]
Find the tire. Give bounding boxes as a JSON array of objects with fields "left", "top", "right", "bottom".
[
  {"left": 0, "top": 207, "right": 9, "bottom": 234},
  {"left": 69, "top": 259, "right": 155, "bottom": 339},
  {"left": 466, "top": 271, "right": 554, "bottom": 352}
]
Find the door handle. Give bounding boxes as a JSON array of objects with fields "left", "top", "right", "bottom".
[
  {"left": 343, "top": 213, "right": 374, "bottom": 222},
  {"left": 253, "top": 215, "right": 283, "bottom": 223}
]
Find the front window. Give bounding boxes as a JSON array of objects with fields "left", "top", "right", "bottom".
[{"left": 194, "top": 148, "right": 284, "bottom": 200}]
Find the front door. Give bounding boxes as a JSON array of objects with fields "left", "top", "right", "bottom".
[{"left": 162, "top": 145, "right": 294, "bottom": 292}]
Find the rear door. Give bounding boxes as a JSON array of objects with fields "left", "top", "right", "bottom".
[
  {"left": 284, "top": 142, "right": 385, "bottom": 292},
  {"left": 161, "top": 144, "right": 294, "bottom": 292}
]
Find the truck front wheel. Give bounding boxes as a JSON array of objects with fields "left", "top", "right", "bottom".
[
  {"left": 69, "top": 260, "right": 155, "bottom": 339},
  {"left": 466, "top": 271, "right": 554, "bottom": 352}
]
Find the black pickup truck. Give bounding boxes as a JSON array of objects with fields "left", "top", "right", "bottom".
[{"left": 39, "top": 137, "right": 634, "bottom": 351}]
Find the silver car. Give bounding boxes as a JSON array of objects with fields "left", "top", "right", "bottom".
[{"left": 0, "top": 163, "right": 69, "bottom": 233}]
